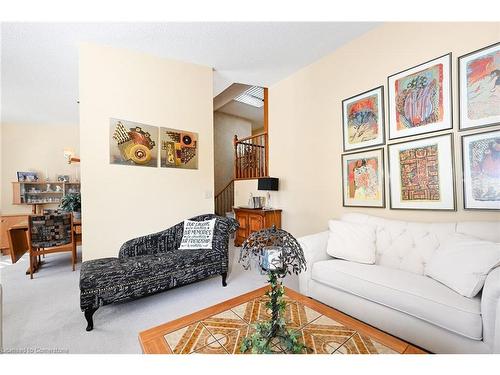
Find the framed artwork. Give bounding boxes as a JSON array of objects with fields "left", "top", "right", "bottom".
[
  {"left": 462, "top": 129, "right": 500, "bottom": 210},
  {"left": 160, "top": 127, "right": 198, "bottom": 169},
  {"left": 110, "top": 118, "right": 158, "bottom": 167},
  {"left": 342, "top": 148, "right": 385, "bottom": 208},
  {"left": 388, "top": 54, "right": 452, "bottom": 140},
  {"left": 388, "top": 133, "right": 455, "bottom": 211},
  {"left": 458, "top": 42, "right": 500, "bottom": 131},
  {"left": 17, "top": 171, "right": 39, "bottom": 182},
  {"left": 342, "top": 86, "right": 385, "bottom": 151}
]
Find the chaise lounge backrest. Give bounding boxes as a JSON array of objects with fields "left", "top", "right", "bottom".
[
  {"left": 118, "top": 214, "right": 238, "bottom": 258},
  {"left": 340, "top": 213, "right": 500, "bottom": 276}
]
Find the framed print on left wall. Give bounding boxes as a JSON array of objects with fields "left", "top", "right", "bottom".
[
  {"left": 342, "top": 86, "right": 385, "bottom": 151},
  {"left": 160, "top": 127, "right": 199, "bottom": 169},
  {"left": 458, "top": 42, "right": 500, "bottom": 131},
  {"left": 388, "top": 133, "right": 456, "bottom": 211},
  {"left": 388, "top": 53, "right": 452, "bottom": 140},
  {"left": 342, "top": 148, "right": 385, "bottom": 208},
  {"left": 110, "top": 118, "right": 159, "bottom": 167}
]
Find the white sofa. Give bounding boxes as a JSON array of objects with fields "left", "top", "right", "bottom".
[
  {"left": 298, "top": 213, "right": 500, "bottom": 354},
  {"left": 0, "top": 283, "right": 3, "bottom": 352}
]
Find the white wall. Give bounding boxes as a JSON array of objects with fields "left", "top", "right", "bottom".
[
  {"left": 79, "top": 44, "right": 214, "bottom": 260},
  {"left": 0, "top": 123, "right": 80, "bottom": 214},
  {"left": 236, "top": 22, "right": 500, "bottom": 237},
  {"left": 213, "top": 112, "right": 252, "bottom": 194},
  {"left": 0, "top": 123, "right": 2, "bottom": 215}
]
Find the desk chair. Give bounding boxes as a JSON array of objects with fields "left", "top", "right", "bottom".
[{"left": 28, "top": 213, "right": 75, "bottom": 279}]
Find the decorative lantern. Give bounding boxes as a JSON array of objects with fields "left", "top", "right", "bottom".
[{"left": 239, "top": 225, "right": 307, "bottom": 353}]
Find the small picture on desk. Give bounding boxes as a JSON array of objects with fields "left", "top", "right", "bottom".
[
  {"left": 57, "top": 175, "right": 70, "bottom": 182},
  {"left": 17, "top": 171, "right": 39, "bottom": 182}
]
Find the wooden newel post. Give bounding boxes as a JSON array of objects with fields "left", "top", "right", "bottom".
[{"left": 233, "top": 135, "right": 239, "bottom": 179}]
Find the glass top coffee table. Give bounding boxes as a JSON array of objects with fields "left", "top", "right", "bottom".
[{"left": 138, "top": 286, "right": 427, "bottom": 354}]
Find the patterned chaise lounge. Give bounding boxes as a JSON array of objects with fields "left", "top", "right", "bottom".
[{"left": 79, "top": 214, "right": 238, "bottom": 331}]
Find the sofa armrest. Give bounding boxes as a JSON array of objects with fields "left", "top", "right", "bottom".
[
  {"left": 297, "top": 231, "right": 330, "bottom": 296},
  {"left": 481, "top": 266, "right": 500, "bottom": 353}
]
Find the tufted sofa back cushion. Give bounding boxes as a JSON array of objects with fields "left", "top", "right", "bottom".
[{"left": 341, "top": 213, "right": 500, "bottom": 275}]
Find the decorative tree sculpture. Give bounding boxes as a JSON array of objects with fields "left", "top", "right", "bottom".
[{"left": 239, "top": 225, "right": 307, "bottom": 354}]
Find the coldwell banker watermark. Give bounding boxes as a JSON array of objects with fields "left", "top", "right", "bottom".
[{"left": 1, "top": 347, "right": 69, "bottom": 354}]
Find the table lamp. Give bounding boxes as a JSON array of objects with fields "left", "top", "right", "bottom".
[{"left": 258, "top": 177, "right": 279, "bottom": 209}]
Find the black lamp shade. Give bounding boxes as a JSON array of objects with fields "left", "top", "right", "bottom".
[{"left": 258, "top": 177, "right": 279, "bottom": 191}]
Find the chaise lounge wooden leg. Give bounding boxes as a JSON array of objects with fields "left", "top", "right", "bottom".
[
  {"left": 221, "top": 272, "right": 227, "bottom": 287},
  {"left": 84, "top": 307, "right": 98, "bottom": 332}
]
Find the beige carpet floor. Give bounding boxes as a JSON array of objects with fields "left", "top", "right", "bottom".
[{"left": 0, "top": 244, "right": 298, "bottom": 354}]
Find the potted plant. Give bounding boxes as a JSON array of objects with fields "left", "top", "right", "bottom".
[{"left": 60, "top": 192, "right": 81, "bottom": 220}]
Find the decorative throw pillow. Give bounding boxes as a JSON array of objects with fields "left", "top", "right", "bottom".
[
  {"left": 178, "top": 219, "right": 216, "bottom": 250},
  {"left": 425, "top": 234, "right": 500, "bottom": 298},
  {"left": 326, "top": 220, "right": 377, "bottom": 264}
]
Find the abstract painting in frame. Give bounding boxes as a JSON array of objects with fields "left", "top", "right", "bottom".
[
  {"left": 160, "top": 127, "right": 199, "bottom": 169},
  {"left": 342, "top": 148, "right": 385, "bottom": 208},
  {"left": 110, "top": 118, "right": 158, "bottom": 167},
  {"left": 458, "top": 42, "right": 500, "bottom": 131},
  {"left": 342, "top": 86, "right": 385, "bottom": 151},
  {"left": 388, "top": 54, "right": 452, "bottom": 140},
  {"left": 462, "top": 129, "right": 500, "bottom": 210},
  {"left": 388, "top": 133, "right": 455, "bottom": 210}
]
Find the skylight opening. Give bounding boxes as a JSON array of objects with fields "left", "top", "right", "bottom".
[{"left": 234, "top": 86, "right": 264, "bottom": 108}]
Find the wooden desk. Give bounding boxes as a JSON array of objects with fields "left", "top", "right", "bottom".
[
  {"left": 0, "top": 214, "right": 28, "bottom": 255},
  {"left": 7, "top": 222, "right": 30, "bottom": 264}
]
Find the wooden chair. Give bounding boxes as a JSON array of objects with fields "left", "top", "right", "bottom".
[{"left": 27, "top": 212, "right": 75, "bottom": 279}]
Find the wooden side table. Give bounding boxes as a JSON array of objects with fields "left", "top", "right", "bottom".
[{"left": 233, "top": 207, "right": 282, "bottom": 246}]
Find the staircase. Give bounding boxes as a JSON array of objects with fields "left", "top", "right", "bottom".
[
  {"left": 214, "top": 179, "right": 234, "bottom": 217},
  {"left": 215, "top": 131, "right": 269, "bottom": 217}
]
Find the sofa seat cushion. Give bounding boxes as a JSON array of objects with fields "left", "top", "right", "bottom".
[
  {"left": 311, "top": 259, "right": 482, "bottom": 340},
  {"left": 120, "top": 248, "right": 222, "bottom": 281},
  {"left": 80, "top": 249, "right": 223, "bottom": 311},
  {"left": 81, "top": 249, "right": 222, "bottom": 292}
]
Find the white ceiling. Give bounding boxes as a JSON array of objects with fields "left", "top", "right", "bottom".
[{"left": 0, "top": 22, "right": 379, "bottom": 126}]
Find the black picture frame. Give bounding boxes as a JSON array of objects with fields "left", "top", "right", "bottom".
[
  {"left": 387, "top": 53, "right": 453, "bottom": 141},
  {"left": 387, "top": 133, "right": 456, "bottom": 211},
  {"left": 458, "top": 42, "right": 500, "bottom": 132},
  {"left": 17, "top": 171, "right": 39, "bottom": 182},
  {"left": 341, "top": 147, "right": 385, "bottom": 208},
  {"left": 341, "top": 86, "right": 385, "bottom": 152},
  {"left": 461, "top": 129, "right": 500, "bottom": 211}
]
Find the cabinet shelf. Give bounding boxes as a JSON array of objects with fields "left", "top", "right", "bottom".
[
  {"left": 12, "top": 181, "right": 80, "bottom": 212},
  {"left": 25, "top": 191, "right": 63, "bottom": 194}
]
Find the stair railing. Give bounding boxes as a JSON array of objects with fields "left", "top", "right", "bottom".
[
  {"left": 214, "top": 179, "right": 235, "bottom": 216},
  {"left": 233, "top": 132, "right": 268, "bottom": 179}
]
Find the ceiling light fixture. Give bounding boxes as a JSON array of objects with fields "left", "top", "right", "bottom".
[{"left": 234, "top": 86, "right": 264, "bottom": 108}]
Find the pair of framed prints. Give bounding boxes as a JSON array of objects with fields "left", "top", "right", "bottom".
[{"left": 341, "top": 42, "right": 499, "bottom": 211}]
